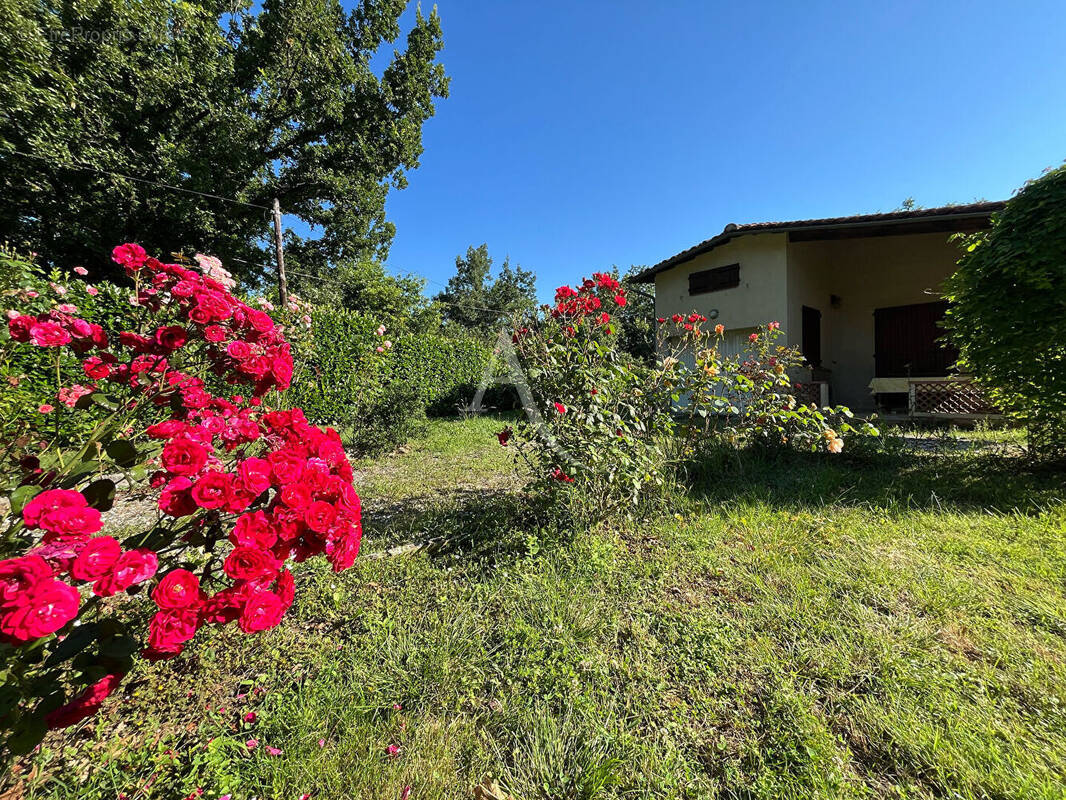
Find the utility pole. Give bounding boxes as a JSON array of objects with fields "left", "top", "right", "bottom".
[{"left": 272, "top": 197, "right": 288, "bottom": 307}]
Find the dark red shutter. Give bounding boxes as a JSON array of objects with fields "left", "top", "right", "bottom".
[{"left": 874, "top": 301, "right": 958, "bottom": 377}]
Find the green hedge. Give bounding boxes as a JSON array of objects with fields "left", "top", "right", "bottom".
[{"left": 287, "top": 309, "right": 493, "bottom": 451}]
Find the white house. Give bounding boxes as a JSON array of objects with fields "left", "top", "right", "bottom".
[{"left": 633, "top": 202, "right": 1005, "bottom": 416}]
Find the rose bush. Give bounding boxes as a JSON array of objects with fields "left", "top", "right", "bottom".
[
  {"left": 0, "top": 245, "right": 362, "bottom": 756},
  {"left": 503, "top": 274, "right": 875, "bottom": 519}
]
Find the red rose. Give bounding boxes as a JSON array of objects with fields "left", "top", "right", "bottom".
[
  {"left": 268, "top": 452, "right": 304, "bottom": 485},
  {"left": 154, "top": 325, "right": 188, "bottom": 352},
  {"left": 70, "top": 536, "right": 122, "bottom": 581},
  {"left": 160, "top": 437, "right": 209, "bottom": 477},
  {"left": 45, "top": 672, "right": 125, "bottom": 730},
  {"left": 303, "top": 500, "right": 337, "bottom": 533},
  {"left": 39, "top": 504, "right": 103, "bottom": 542},
  {"left": 158, "top": 477, "right": 197, "bottom": 517},
  {"left": 226, "top": 340, "right": 251, "bottom": 360},
  {"left": 497, "top": 427, "right": 512, "bottom": 447},
  {"left": 191, "top": 471, "right": 235, "bottom": 510},
  {"left": 8, "top": 315, "right": 35, "bottom": 341},
  {"left": 0, "top": 579, "right": 80, "bottom": 643},
  {"left": 223, "top": 546, "right": 277, "bottom": 581},
  {"left": 231, "top": 511, "right": 277, "bottom": 549},
  {"left": 237, "top": 457, "right": 272, "bottom": 495},
  {"left": 279, "top": 483, "right": 312, "bottom": 509},
  {"left": 112, "top": 243, "right": 147, "bottom": 271},
  {"left": 82, "top": 355, "right": 114, "bottom": 381},
  {"left": 553, "top": 402, "right": 567, "bottom": 415},
  {"left": 0, "top": 555, "right": 52, "bottom": 603},
  {"left": 152, "top": 569, "right": 202, "bottom": 609},
  {"left": 22, "top": 488, "right": 87, "bottom": 529},
  {"left": 238, "top": 590, "right": 285, "bottom": 633},
  {"left": 146, "top": 419, "right": 188, "bottom": 439},
  {"left": 92, "top": 548, "right": 158, "bottom": 597},
  {"left": 269, "top": 506, "right": 305, "bottom": 543},
  {"left": 200, "top": 587, "right": 244, "bottom": 625},
  {"left": 270, "top": 355, "right": 293, "bottom": 390},
  {"left": 203, "top": 324, "right": 227, "bottom": 343},
  {"left": 118, "top": 331, "right": 151, "bottom": 352},
  {"left": 29, "top": 321, "right": 72, "bottom": 347},
  {"left": 247, "top": 309, "right": 275, "bottom": 333},
  {"left": 145, "top": 607, "right": 199, "bottom": 657},
  {"left": 275, "top": 569, "right": 295, "bottom": 607},
  {"left": 327, "top": 528, "right": 361, "bottom": 573},
  {"left": 27, "top": 540, "right": 80, "bottom": 573}
]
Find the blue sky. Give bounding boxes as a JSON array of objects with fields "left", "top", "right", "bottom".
[{"left": 372, "top": 0, "right": 1066, "bottom": 301}]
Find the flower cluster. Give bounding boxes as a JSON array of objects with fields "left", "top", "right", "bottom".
[
  {"left": 144, "top": 405, "right": 360, "bottom": 659},
  {"left": 550, "top": 272, "right": 627, "bottom": 330},
  {"left": 0, "top": 244, "right": 362, "bottom": 734}
]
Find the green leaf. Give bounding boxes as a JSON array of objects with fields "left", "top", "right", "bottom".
[
  {"left": 45, "top": 623, "right": 100, "bottom": 667},
  {"left": 105, "top": 439, "right": 138, "bottom": 467},
  {"left": 82, "top": 478, "right": 117, "bottom": 512},
  {"left": 8, "top": 484, "right": 42, "bottom": 515},
  {"left": 6, "top": 713, "right": 46, "bottom": 755}
]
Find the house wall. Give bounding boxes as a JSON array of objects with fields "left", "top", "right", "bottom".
[
  {"left": 786, "top": 232, "right": 964, "bottom": 408},
  {"left": 653, "top": 233, "right": 788, "bottom": 330}
]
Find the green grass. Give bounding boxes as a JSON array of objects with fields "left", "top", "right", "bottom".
[{"left": 10, "top": 417, "right": 1066, "bottom": 799}]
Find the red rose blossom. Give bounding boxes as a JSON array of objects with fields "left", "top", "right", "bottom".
[
  {"left": 223, "top": 546, "right": 277, "bottom": 581},
  {"left": 152, "top": 569, "right": 202, "bottom": 609},
  {"left": 145, "top": 607, "right": 199, "bottom": 657},
  {"left": 92, "top": 548, "right": 158, "bottom": 597},
  {"left": 161, "top": 437, "right": 209, "bottom": 477},
  {"left": 303, "top": 501, "right": 337, "bottom": 534},
  {"left": 238, "top": 590, "right": 286, "bottom": 633},
  {"left": 237, "top": 457, "right": 273, "bottom": 495},
  {"left": 0, "top": 555, "right": 52, "bottom": 603},
  {"left": 30, "top": 321, "right": 72, "bottom": 347},
  {"left": 70, "top": 536, "right": 122, "bottom": 581},
  {"left": 0, "top": 579, "right": 80, "bottom": 643},
  {"left": 191, "top": 471, "right": 235, "bottom": 510},
  {"left": 45, "top": 672, "right": 125, "bottom": 730},
  {"left": 159, "top": 477, "right": 197, "bottom": 517}
]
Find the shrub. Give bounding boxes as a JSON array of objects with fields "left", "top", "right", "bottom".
[
  {"left": 942, "top": 165, "right": 1066, "bottom": 459},
  {"left": 502, "top": 274, "right": 874, "bottom": 520},
  {"left": 0, "top": 246, "right": 363, "bottom": 756},
  {"left": 287, "top": 309, "right": 491, "bottom": 453}
]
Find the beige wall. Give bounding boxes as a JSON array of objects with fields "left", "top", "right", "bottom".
[
  {"left": 786, "top": 232, "right": 964, "bottom": 408},
  {"left": 652, "top": 229, "right": 965, "bottom": 411},
  {"left": 653, "top": 233, "right": 788, "bottom": 330}
]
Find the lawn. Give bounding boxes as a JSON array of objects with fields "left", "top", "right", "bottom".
[{"left": 9, "top": 416, "right": 1066, "bottom": 800}]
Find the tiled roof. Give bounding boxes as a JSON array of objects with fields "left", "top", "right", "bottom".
[{"left": 632, "top": 201, "right": 1006, "bottom": 283}]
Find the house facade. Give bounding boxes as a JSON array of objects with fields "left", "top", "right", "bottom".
[{"left": 634, "top": 202, "right": 1005, "bottom": 415}]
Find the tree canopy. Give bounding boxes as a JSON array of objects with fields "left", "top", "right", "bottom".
[
  {"left": 434, "top": 244, "right": 537, "bottom": 336},
  {"left": 0, "top": 0, "right": 449, "bottom": 283}
]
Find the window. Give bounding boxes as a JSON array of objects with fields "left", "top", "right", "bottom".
[{"left": 689, "top": 263, "right": 739, "bottom": 295}]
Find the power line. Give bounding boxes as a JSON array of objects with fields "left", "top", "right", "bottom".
[
  {"left": 5, "top": 148, "right": 525, "bottom": 317},
  {"left": 3, "top": 148, "right": 272, "bottom": 211}
]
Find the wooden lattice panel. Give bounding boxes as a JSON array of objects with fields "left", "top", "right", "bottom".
[
  {"left": 911, "top": 380, "right": 997, "bottom": 416},
  {"left": 793, "top": 381, "right": 826, "bottom": 408}
]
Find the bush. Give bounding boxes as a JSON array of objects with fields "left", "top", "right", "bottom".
[
  {"left": 942, "top": 165, "right": 1066, "bottom": 460},
  {"left": 0, "top": 245, "right": 364, "bottom": 757},
  {"left": 502, "top": 274, "right": 875, "bottom": 520},
  {"left": 287, "top": 309, "right": 491, "bottom": 453}
]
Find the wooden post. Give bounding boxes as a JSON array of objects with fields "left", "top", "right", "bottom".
[{"left": 272, "top": 197, "right": 288, "bottom": 307}]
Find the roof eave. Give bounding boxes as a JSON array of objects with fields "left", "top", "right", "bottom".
[{"left": 633, "top": 205, "right": 1003, "bottom": 284}]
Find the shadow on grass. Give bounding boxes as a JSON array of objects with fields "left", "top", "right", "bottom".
[
  {"left": 362, "top": 487, "right": 558, "bottom": 568},
  {"left": 683, "top": 443, "right": 1064, "bottom": 516}
]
